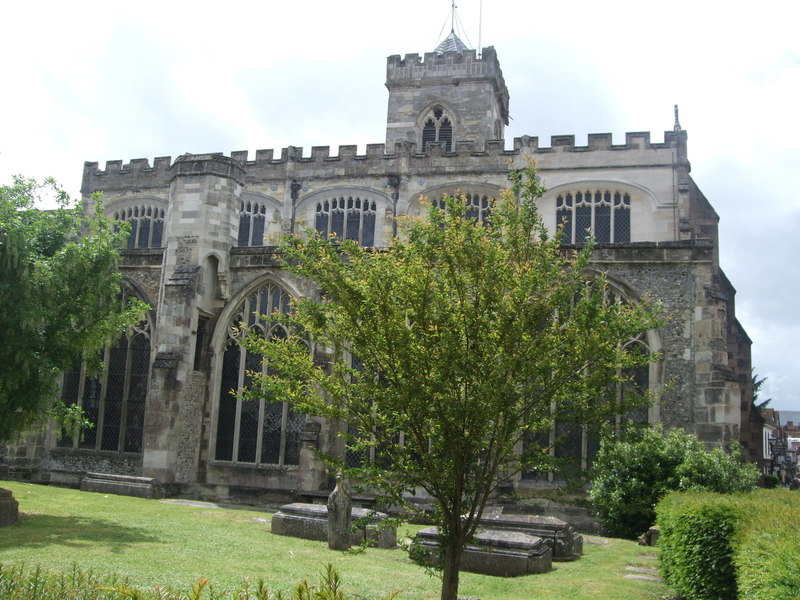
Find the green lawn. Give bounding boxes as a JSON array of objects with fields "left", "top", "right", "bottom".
[{"left": 0, "top": 481, "right": 668, "bottom": 599}]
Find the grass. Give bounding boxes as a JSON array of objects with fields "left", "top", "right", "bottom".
[{"left": 0, "top": 481, "right": 668, "bottom": 599}]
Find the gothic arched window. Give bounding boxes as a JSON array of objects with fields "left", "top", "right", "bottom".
[
  {"left": 315, "top": 196, "right": 377, "bottom": 246},
  {"left": 556, "top": 190, "right": 631, "bottom": 244},
  {"left": 521, "top": 286, "right": 652, "bottom": 482},
  {"left": 58, "top": 288, "right": 150, "bottom": 453},
  {"left": 114, "top": 205, "right": 165, "bottom": 249},
  {"left": 238, "top": 201, "right": 267, "bottom": 247},
  {"left": 421, "top": 105, "right": 454, "bottom": 152},
  {"left": 214, "top": 282, "right": 306, "bottom": 466}
]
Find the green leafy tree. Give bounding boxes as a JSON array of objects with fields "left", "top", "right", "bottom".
[
  {"left": 242, "top": 163, "right": 661, "bottom": 600},
  {"left": 589, "top": 426, "right": 759, "bottom": 538},
  {"left": 0, "top": 176, "right": 147, "bottom": 442}
]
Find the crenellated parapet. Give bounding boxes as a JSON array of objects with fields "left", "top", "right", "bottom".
[
  {"left": 82, "top": 130, "right": 687, "bottom": 192},
  {"left": 386, "top": 47, "right": 507, "bottom": 115}
]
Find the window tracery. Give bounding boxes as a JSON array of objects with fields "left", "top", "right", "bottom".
[
  {"left": 556, "top": 190, "right": 631, "bottom": 244},
  {"left": 214, "top": 282, "right": 305, "bottom": 466},
  {"left": 314, "top": 196, "right": 377, "bottom": 246},
  {"left": 114, "top": 205, "right": 165, "bottom": 249},
  {"left": 434, "top": 192, "right": 492, "bottom": 223},
  {"left": 421, "top": 105, "right": 454, "bottom": 152},
  {"left": 58, "top": 288, "right": 150, "bottom": 454},
  {"left": 238, "top": 201, "right": 268, "bottom": 247}
]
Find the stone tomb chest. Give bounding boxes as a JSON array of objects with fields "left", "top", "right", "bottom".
[
  {"left": 271, "top": 502, "right": 396, "bottom": 549},
  {"left": 480, "top": 513, "right": 583, "bottom": 561},
  {"left": 413, "top": 526, "right": 552, "bottom": 576}
]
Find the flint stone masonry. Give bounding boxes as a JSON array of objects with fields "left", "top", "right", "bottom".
[
  {"left": 480, "top": 513, "right": 583, "bottom": 561},
  {"left": 0, "top": 488, "right": 19, "bottom": 526},
  {"left": 80, "top": 472, "right": 164, "bottom": 499},
  {"left": 271, "top": 502, "right": 396, "bottom": 549},
  {"left": 414, "top": 526, "right": 553, "bottom": 576}
]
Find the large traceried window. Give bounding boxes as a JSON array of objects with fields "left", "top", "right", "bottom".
[
  {"left": 58, "top": 292, "right": 150, "bottom": 454},
  {"left": 214, "top": 282, "right": 306, "bottom": 466},
  {"left": 315, "top": 196, "right": 377, "bottom": 246},
  {"left": 521, "top": 283, "right": 652, "bottom": 482},
  {"left": 238, "top": 200, "right": 267, "bottom": 247},
  {"left": 422, "top": 105, "right": 453, "bottom": 152},
  {"left": 556, "top": 190, "right": 631, "bottom": 244},
  {"left": 114, "top": 205, "right": 165, "bottom": 249}
]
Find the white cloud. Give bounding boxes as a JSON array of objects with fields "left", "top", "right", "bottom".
[{"left": 2, "top": 0, "right": 798, "bottom": 408}]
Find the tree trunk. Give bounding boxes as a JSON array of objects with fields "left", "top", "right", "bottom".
[{"left": 440, "top": 539, "right": 463, "bottom": 600}]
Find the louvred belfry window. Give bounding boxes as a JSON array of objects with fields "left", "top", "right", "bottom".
[{"left": 421, "top": 105, "right": 454, "bottom": 152}]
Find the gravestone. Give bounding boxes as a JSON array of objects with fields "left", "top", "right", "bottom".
[
  {"left": 327, "top": 477, "right": 352, "bottom": 550},
  {"left": 479, "top": 513, "right": 583, "bottom": 561},
  {"left": 413, "top": 526, "right": 552, "bottom": 576},
  {"left": 271, "top": 502, "right": 396, "bottom": 548},
  {"left": 0, "top": 488, "right": 19, "bottom": 527}
]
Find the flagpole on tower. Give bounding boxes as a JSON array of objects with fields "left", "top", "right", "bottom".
[{"left": 478, "top": 0, "right": 483, "bottom": 58}]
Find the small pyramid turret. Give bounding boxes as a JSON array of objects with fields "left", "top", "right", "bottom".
[{"left": 435, "top": 30, "right": 469, "bottom": 54}]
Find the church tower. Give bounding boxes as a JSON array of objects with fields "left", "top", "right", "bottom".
[{"left": 384, "top": 32, "right": 509, "bottom": 150}]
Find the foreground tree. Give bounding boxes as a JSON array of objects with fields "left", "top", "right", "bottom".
[
  {"left": 243, "top": 164, "right": 662, "bottom": 600},
  {"left": 0, "top": 177, "right": 146, "bottom": 442}
]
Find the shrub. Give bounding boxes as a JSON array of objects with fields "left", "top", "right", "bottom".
[
  {"left": 762, "top": 473, "right": 780, "bottom": 488},
  {"left": 589, "top": 426, "right": 758, "bottom": 538},
  {"left": 657, "top": 492, "right": 742, "bottom": 600},
  {"left": 656, "top": 489, "right": 800, "bottom": 600}
]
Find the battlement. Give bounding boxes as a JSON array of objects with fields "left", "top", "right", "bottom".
[
  {"left": 81, "top": 130, "right": 686, "bottom": 192},
  {"left": 387, "top": 47, "right": 505, "bottom": 90}
]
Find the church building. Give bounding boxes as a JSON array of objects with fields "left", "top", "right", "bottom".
[{"left": 2, "top": 33, "right": 754, "bottom": 503}]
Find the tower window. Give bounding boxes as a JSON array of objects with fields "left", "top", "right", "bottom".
[{"left": 421, "top": 105, "right": 454, "bottom": 152}]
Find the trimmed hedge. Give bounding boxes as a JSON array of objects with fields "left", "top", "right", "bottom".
[{"left": 656, "top": 489, "right": 800, "bottom": 600}]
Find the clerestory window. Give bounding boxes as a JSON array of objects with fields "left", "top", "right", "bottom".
[
  {"left": 421, "top": 105, "right": 454, "bottom": 152},
  {"left": 315, "top": 196, "right": 377, "bottom": 246},
  {"left": 214, "top": 282, "right": 306, "bottom": 466},
  {"left": 238, "top": 201, "right": 267, "bottom": 247},
  {"left": 556, "top": 190, "right": 631, "bottom": 244},
  {"left": 114, "top": 205, "right": 165, "bottom": 249},
  {"left": 434, "top": 192, "right": 492, "bottom": 223}
]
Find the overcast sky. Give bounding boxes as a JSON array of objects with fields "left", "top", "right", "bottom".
[{"left": 2, "top": 0, "right": 798, "bottom": 411}]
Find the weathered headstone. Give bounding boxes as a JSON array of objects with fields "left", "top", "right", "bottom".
[
  {"left": 638, "top": 525, "right": 660, "bottom": 546},
  {"left": 0, "top": 488, "right": 19, "bottom": 527},
  {"left": 327, "top": 477, "right": 353, "bottom": 550}
]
